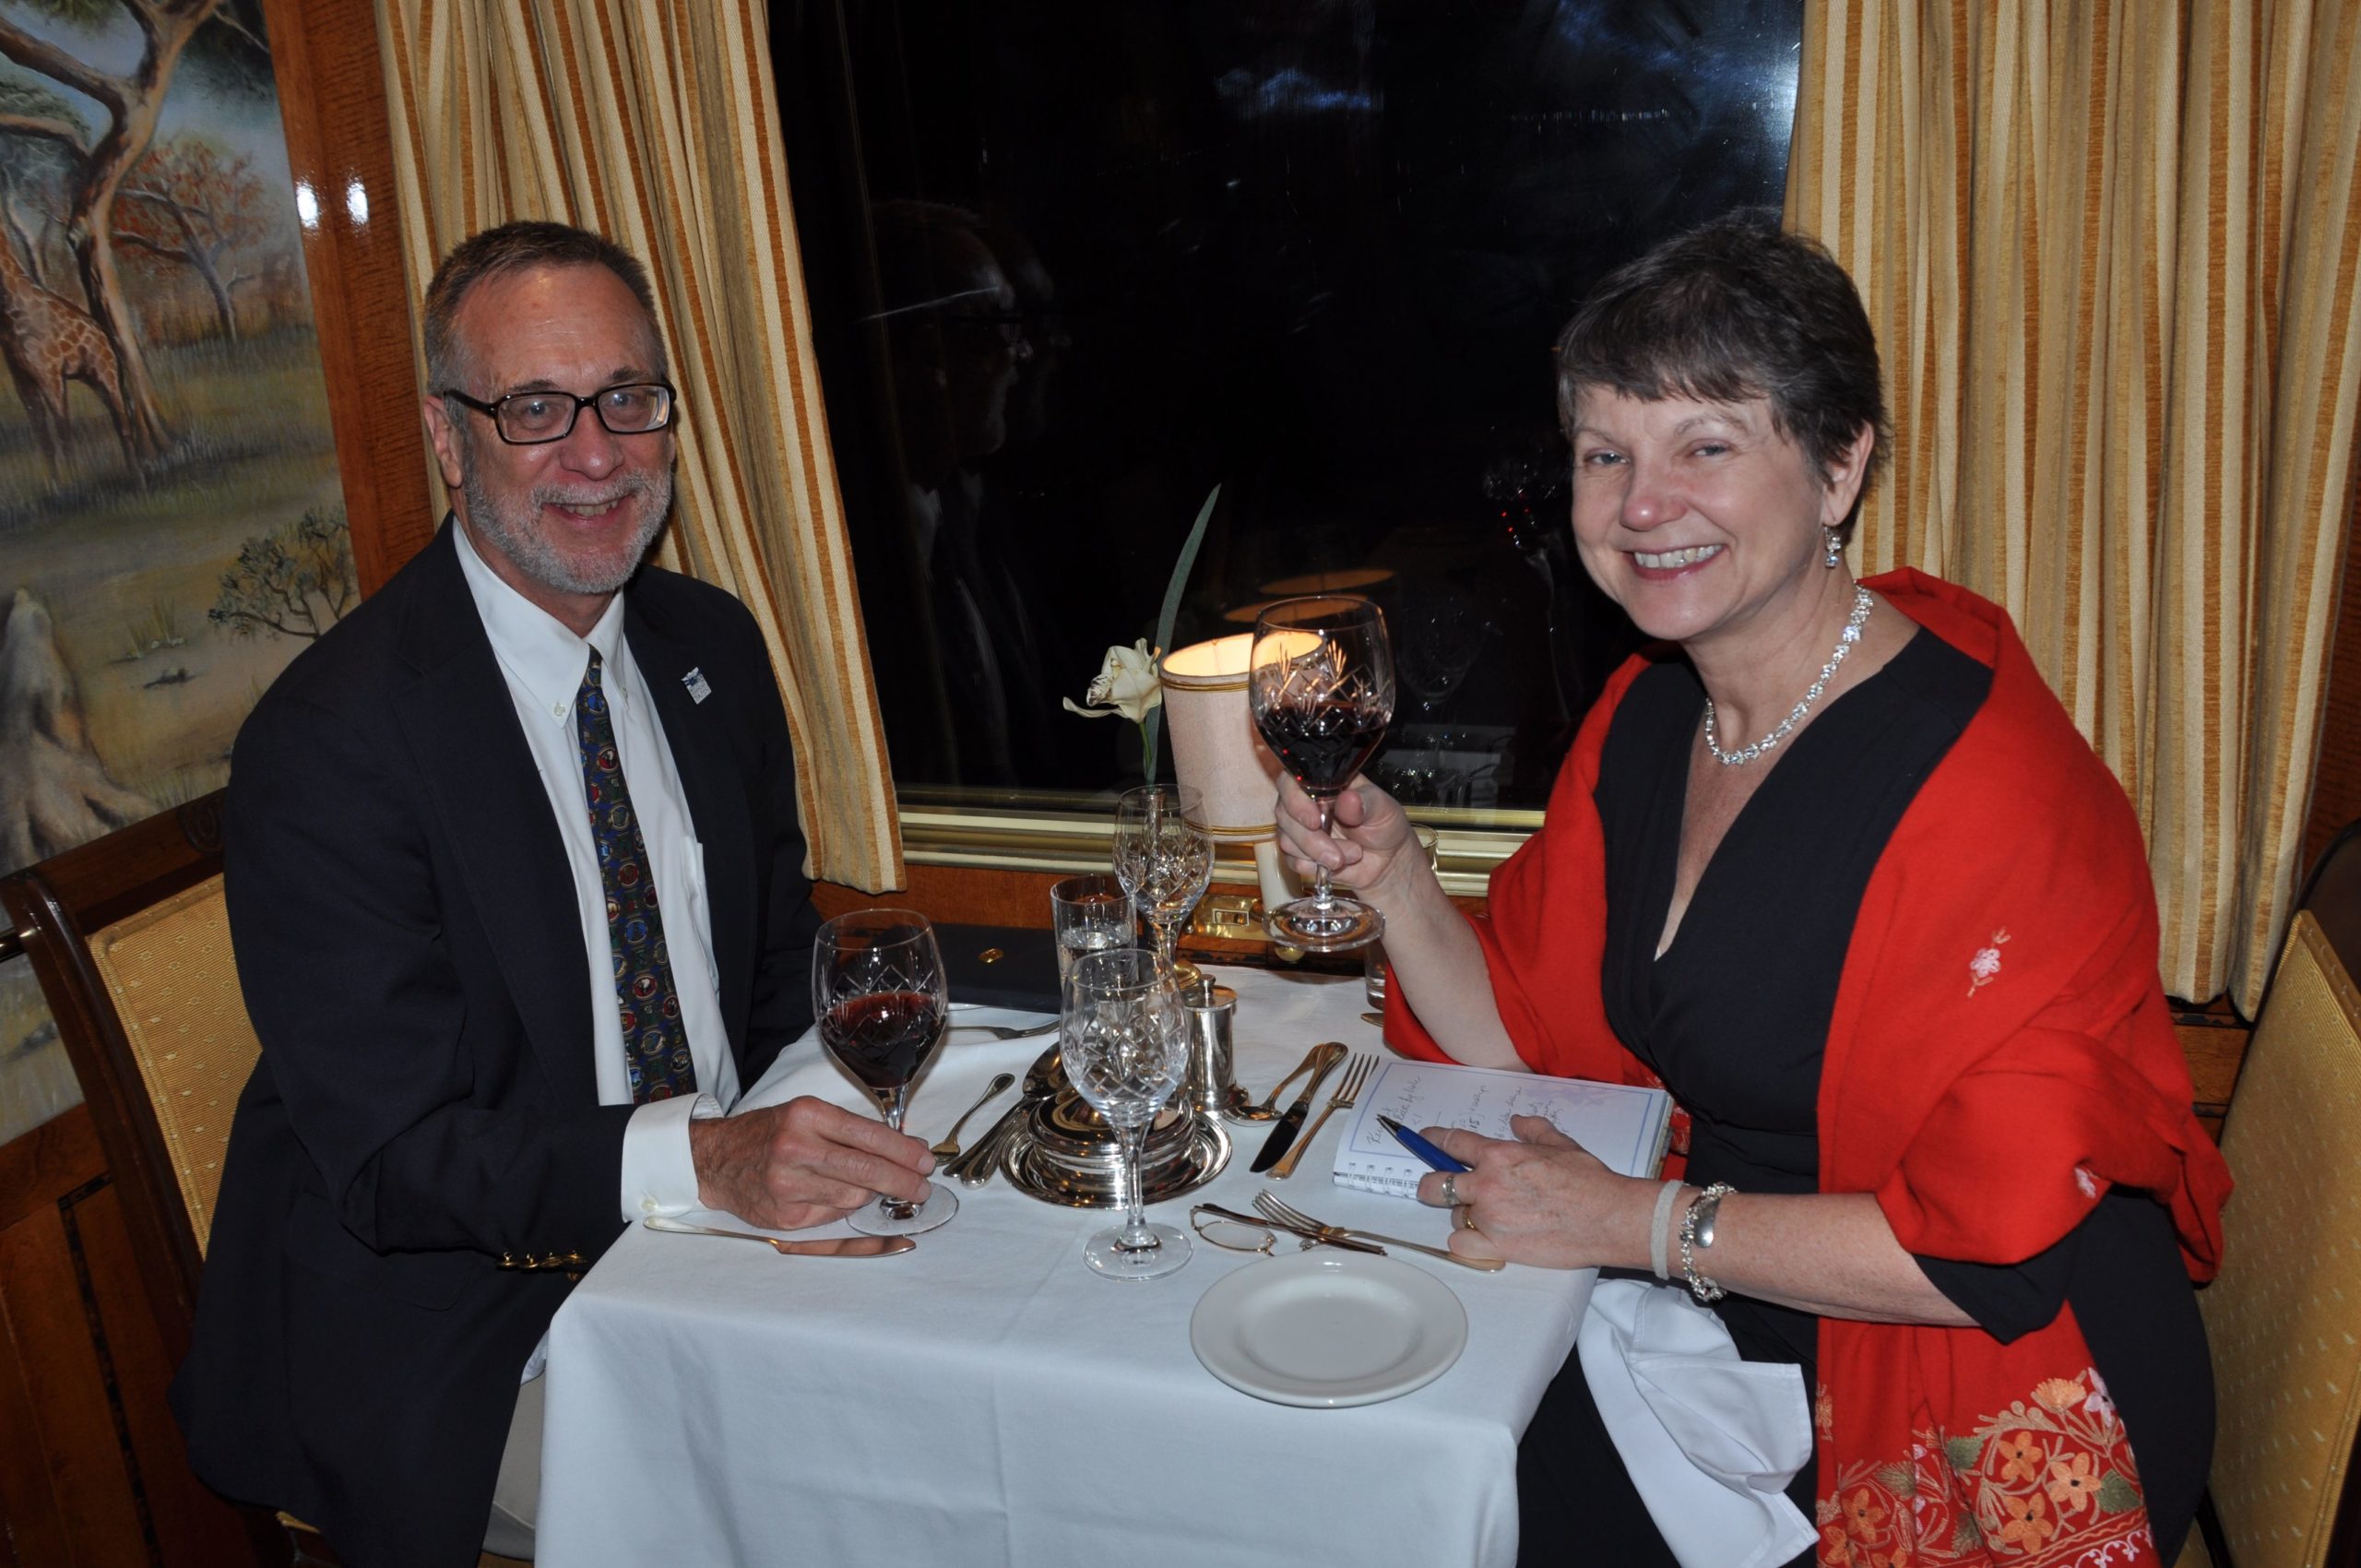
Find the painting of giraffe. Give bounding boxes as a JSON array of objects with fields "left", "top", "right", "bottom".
[
  {"left": 0, "top": 0, "right": 355, "bottom": 1146},
  {"left": 0, "top": 222, "right": 137, "bottom": 479}
]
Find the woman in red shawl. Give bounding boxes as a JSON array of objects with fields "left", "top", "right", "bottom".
[{"left": 1278, "top": 212, "right": 2231, "bottom": 1568}]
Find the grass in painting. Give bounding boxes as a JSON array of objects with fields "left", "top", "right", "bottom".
[
  {"left": 1, "top": 320, "right": 349, "bottom": 860},
  {"left": 0, "top": 326, "right": 340, "bottom": 538}
]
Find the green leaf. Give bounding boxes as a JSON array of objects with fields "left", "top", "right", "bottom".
[
  {"left": 1141, "top": 484, "right": 1219, "bottom": 781},
  {"left": 1875, "top": 1463, "right": 1916, "bottom": 1497},
  {"left": 2094, "top": 1471, "right": 2141, "bottom": 1514},
  {"left": 1943, "top": 1435, "right": 1985, "bottom": 1474}
]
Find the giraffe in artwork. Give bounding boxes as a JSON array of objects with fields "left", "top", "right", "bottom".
[{"left": 0, "top": 223, "right": 137, "bottom": 478}]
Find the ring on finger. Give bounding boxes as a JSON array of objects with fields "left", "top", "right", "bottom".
[
  {"left": 1438, "top": 1171, "right": 1460, "bottom": 1208},
  {"left": 1455, "top": 1204, "right": 1478, "bottom": 1231}
]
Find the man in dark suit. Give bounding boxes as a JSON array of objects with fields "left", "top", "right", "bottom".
[{"left": 171, "top": 222, "right": 935, "bottom": 1566}]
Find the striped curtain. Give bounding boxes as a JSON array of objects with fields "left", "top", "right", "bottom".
[
  {"left": 372, "top": 0, "right": 903, "bottom": 891},
  {"left": 1788, "top": 1, "right": 2361, "bottom": 1013}
]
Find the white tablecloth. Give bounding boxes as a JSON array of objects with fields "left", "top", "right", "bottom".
[{"left": 537, "top": 967, "right": 1596, "bottom": 1567}]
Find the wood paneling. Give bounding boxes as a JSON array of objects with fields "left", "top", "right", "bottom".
[
  {"left": 258, "top": 0, "right": 435, "bottom": 592},
  {"left": 0, "top": 1110, "right": 258, "bottom": 1566}
]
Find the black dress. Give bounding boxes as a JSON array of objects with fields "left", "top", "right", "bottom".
[{"left": 1515, "top": 631, "right": 2211, "bottom": 1567}]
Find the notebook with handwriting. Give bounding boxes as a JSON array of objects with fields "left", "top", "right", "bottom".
[{"left": 1333, "top": 1058, "right": 1674, "bottom": 1198}]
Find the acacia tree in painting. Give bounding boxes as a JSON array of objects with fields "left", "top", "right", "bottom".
[
  {"left": 209, "top": 509, "right": 353, "bottom": 642},
  {"left": 115, "top": 135, "right": 267, "bottom": 340},
  {"left": 0, "top": 0, "right": 273, "bottom": 461}
]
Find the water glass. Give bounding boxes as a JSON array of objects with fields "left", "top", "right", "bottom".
[{"left": 1050, "top": 873, "right": 1133, "bottom": 981}]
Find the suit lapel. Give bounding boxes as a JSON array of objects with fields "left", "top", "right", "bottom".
[
  {"left": 389, "top": 528, "right": 599, "bottom": 1107},
  {"left": 626, "top": 594, "right": 757, "bottom": 1065}
]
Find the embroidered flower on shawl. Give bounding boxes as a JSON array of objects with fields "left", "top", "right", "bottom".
[
  {"left": 1816, "top": 1384, "right": 1836, "bottom": 1441},
  {"left": 1996, "top": 1491, "right": 2056, "bottom": 1549},
  {"left": 1965, "top": 929, "right": 2011, "bottom": 997},
  {"left": 1994, "top": 1431, "right": 2047, "bottom": 1482},
  {"left": 2032, "top": 1377, "right": 2087, "bottom": 1414},
  {"left": 1818, "top": 1365, "right": 2148, "bottom": 1567},
  {"left": 2045, "top": 1453, "right": 2099, "bottom": 1513}
]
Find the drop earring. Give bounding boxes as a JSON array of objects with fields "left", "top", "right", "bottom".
[{"left": 1824, "top": 529, "right": 1843, "bottom": 569}]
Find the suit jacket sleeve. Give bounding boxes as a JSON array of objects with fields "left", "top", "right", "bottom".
[{"left": 226, "top": 683, "right": 633, "bottom": 1263}]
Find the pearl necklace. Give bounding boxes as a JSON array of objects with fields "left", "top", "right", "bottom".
[{"left": 1702, "top": 585, "right": 1875, "bottom": 766}]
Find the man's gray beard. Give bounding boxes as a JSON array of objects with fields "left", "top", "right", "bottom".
[{"left": 460, "top": 459, "right": 671, "bottom": 598}]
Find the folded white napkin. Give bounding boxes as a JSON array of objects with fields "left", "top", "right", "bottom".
[{"left": 1575, "top": 1277, "right": 1818, "bottom": 1568}]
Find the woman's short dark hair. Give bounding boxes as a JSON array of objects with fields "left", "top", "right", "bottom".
[
  {"left": 421, "top": 220, "right": 665, "bottom": 393},
  {"left": 1555, "top": 209, "right": 1890, "bottom": 539}
]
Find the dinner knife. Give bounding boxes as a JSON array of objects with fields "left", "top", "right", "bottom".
[
  {"left": 1249, "top": 1041, "right": 1347, "bottom": 1173},
  {"left": 642, "top": 1217, "right": 917, "bottom": 1256}
]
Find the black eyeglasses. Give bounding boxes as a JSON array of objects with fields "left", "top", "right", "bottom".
[{"left": 441, "top": 381, "right": 677, "bottom": 445}]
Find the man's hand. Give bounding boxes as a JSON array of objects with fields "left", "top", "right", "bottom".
[{"left": 690, "top": 1096, "right": 935, "bottom": 1230}]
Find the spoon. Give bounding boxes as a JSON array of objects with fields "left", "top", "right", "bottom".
[
  {"left": 929, "top": 1072, "right": 1016, "bottom": 1160},
  {"left": 1224, "top": 1040, "right": 1338, "bottom": 1123},
  {"left": 642, "top": 1216, "right": 916, "bottom": 1256},
  {"left": 946, "top": 1039, "right": 1063, "bottom": 1186}
]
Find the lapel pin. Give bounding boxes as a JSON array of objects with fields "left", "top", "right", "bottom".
[{"left": 682, "top": 667, "right": 712, "bottom": 705}]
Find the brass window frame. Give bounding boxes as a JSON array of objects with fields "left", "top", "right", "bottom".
[{"left": 896, "top": 797, "right": 1534, "bottom": 900}]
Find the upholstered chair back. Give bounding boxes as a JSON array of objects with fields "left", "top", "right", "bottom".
[{"left": 2190, "top": 909, "right": 2361, "bottom": 1568}]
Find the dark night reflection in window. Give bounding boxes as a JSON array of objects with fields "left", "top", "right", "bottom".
[{"left": 774, "top": 0, "right": 1803, "bottom": 814}]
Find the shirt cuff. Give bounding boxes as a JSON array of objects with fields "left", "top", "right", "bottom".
[{"left": 621, "top": 1092, "right": 725, "bottom": 1221}]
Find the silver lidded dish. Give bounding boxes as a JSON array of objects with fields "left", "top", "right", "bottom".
[{"left": 1001, "top": 1084, "right": 1229, "bottom": 1207}]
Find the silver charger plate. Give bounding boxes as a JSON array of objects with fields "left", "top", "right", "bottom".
[{"left": 1000, "top": 1089, "right": 1230, "bottom": 1207}]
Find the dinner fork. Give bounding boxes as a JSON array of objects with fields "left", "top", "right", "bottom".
[
  {"left": 1267, "top": 1051, "right": 1375, "bottom": 1179},
  {"left": 1252, "top": 1193, "right": 1505, "bottom": 1272}
]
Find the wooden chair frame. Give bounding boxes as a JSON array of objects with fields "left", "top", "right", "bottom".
[{"left": 1, "top": 792, "right": 230, "bottom": 1369}]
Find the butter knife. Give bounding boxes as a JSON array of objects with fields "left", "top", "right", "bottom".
[
  {"left": 943, "top": 1039, "right": 1062, "bottom": 1186},
  {"left": 1249, "top": 1041, "right": 1347, "bottom": 1173}
]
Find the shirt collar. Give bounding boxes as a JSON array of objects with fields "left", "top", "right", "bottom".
[{"left": 450, "top": 513, "right": 627, "bottom": 719}]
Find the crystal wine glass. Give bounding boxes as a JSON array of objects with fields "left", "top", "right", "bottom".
[
  {"left": 1062, "top": 946, "right": 1191, "bottom": 1280},
  {"left": 1252, "top": 595, "right": 1396, "bottom": 950},
  {"left": 811, "top": 908, "right": 957, "bottom": 1235},
  {"left": 1110, "top": 784, "right": 1213, "bottom": 978}
]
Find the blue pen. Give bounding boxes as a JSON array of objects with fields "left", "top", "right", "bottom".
[{"left": 1377, "top": 1114, "right": 1472, "bottom": 1173}]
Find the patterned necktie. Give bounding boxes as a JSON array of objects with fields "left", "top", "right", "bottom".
[{"left": 575, "top": 647, "right": 696, "bottom": 1102}]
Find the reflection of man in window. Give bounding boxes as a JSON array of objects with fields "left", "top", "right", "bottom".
[{"left": 873, "top": 198, "right": 1052, "bottom": 786}]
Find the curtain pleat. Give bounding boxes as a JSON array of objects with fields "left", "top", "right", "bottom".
[
  {"left": 373, "top": 0, "right": 904, "bottom": 891},
  {"left": 1789, "top": 0, "right": 2360, "bottom": 1012}
]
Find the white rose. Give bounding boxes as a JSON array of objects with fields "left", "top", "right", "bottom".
[{"left": 1062, "top": 639, "right": 1163, "bottom": 724}]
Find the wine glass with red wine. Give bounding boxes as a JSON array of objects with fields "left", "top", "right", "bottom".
[
  {"left": 811, "top": 909, "right": 957, "bottom": 1235},
  {"left": 1251, "top": 595, "right": 1396, "bottom": 951}
]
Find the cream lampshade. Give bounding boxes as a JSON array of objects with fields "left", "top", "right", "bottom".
[{"left": 1157, "top": 634, "right": 1279, "bottom": 843}]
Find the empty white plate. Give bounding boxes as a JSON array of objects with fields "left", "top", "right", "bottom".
[{"left": 1190, "top": 1250, "right": 1467, "bottom": 1407}]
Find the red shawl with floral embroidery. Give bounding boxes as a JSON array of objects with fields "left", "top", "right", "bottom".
[{"left": 1387, "top": 569, "right": 2232, "bottom": 1568}]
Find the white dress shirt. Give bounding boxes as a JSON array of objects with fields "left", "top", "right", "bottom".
[{"left": 451, "top": 519, "right": 736, "bottom": 1226}]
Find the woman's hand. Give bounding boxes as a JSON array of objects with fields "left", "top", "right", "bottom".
[
  {"left": 1415, "top": 1115, "right": 1654, "bottom": 1269},
  {"left": 1274, "top": 772, "right": 1424, "bottom": 906}
]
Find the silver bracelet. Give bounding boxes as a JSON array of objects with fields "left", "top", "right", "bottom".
[
  {"left": 1677, "top": 1182, "right": 1735, "bottom": 1303},
  {"left": 1649, "top": 1179, "right": 1686, "bottom": 1282}
]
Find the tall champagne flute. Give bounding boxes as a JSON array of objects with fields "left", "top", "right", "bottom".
[
  {"left": 1111, "top": 784, "right": 1213, "bottom": 977},
  {"left": 1252, "top": 595, "right": 1396, "bottom": 951},
  {"left": 811, "top": 909, "right": 957, "bottom": 1235},
  {"left": 1062, "top": 946, "right": 1192, "bottom": 1280}
]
